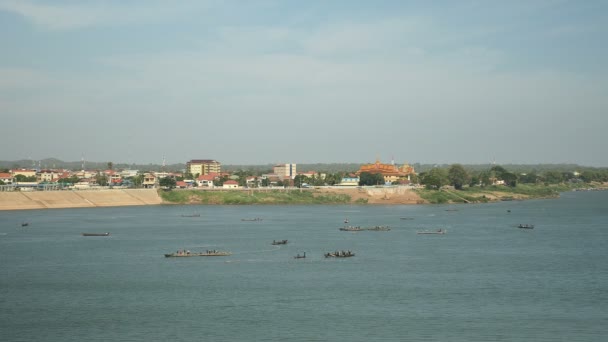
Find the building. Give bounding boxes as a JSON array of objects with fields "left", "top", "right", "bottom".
[
  {"left": 10, "top": 169, "right": 37, "bottom": 178},
  {"left": 186, "top": 159, "right": 221, "bottom": 176},
  {"left": 197, "top": 174, "right": 216, "bottom": 187},
  {"left": 356, "top": 159, "right": 416, "bottom": 184},
  {"left": 338, "top": 177, "right": 360, "bottom": 186},
  {"left": 273, "top": 163, "right": 296, "bottom": 180},
  {"left": 223, "top": 180, "right": 239, "bottom": 189},
  {"left": 142, "top": 173, "right": 157, "bottom": 188},
  {"left": 0, "top": 172, "right": 13, "bottom": 184}
]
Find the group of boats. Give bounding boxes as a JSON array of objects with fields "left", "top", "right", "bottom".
[
  {"left": 164, "top": 249, "right": 232, "bottom": 257},
  {"left": 339, "top": 225, "right": 391, "bottom": 232}
]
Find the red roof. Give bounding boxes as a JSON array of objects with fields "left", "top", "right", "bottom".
[
  {"left": 176, "top": 181, "right": 187, "bottom": 187},
  {"left": 0, "top": 173, "right": 12, "bottom": 178},
  {"left": 197, "top": 175, "right": 216, "bottom": 181},
  {"left": 224, "top": 180, "right": 238, "bottom": 185}
]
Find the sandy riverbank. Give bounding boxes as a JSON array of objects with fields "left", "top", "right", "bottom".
[
  {"left": 0, "top": 187, "right": 424, "bottom": 210},
  {"left": 0, "top": 189, "right": 162, "bottom": 211}
]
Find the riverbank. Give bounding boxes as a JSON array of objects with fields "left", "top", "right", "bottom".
[
  {"left": 1, "top": 184, "right": 606, "bottom": 210},
  {"left": 0, "top": 189, "right": 162, "bottom": 211}
]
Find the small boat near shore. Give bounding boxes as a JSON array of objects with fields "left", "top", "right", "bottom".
[
  {"left": 325, "top": 250, "right": 355, "bottom": 258},
  {"left": 518, "top": 224, "right": 534, "bottom": 229},
  {"left": 416, "top": 229, "right": 446, "bottom": 235},
  {"left": 82, "top": 232, "right": 110, "bottom": 237},
  {"left": 164, "top": 250, "right": 231, "bottom": 257},
  {"left": 271, "top": 239, "right": 288, "bottom": 245}
]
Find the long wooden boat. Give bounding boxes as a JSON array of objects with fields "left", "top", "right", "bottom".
[
  {"left": 164, "top": 250, "right": 231, "bottom": 257},
  {"left": 416, "top": 229, "right": 446, "bottom": 235},
  {"left": 82, "top": 232, "right": 110, "bottom": 236},
  {"left": 339, "top": 226, "right": 365, "bottom": 231},
  {"left": 271, "top": 239, "right": 288, "bottom": 245},
  {"left": 518, "top": 224, "right": 534, "bottom": 229},
  {"left": 367, "top": 226, "right": 391, "bottom": 231},
  {"left": 241, "top": 218, "right": 262, "bottom": 221},
  {"left": 325, "top": 251, "right": 355, "bottom": 258}
]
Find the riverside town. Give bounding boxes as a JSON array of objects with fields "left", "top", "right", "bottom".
[{"left": 1, "top": 157, "right": 607, "bottom": 209}]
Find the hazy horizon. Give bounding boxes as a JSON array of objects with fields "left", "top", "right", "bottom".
[{"left": 1, "top": 1, "right": 607, "bottom": 167}]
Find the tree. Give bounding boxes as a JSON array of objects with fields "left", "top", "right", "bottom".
[
  {"left": 501, "top": 172, "right": 518, "bottom": 187},
  {"left": 448, "top": 164, "right": 470, "bottom": 190},
  {"left": 15, "top": 174, "right": 37, "bottom": 182},
  {"left": 95, "top": 174, "right": 108, "bottom": 186},
  {"left": 359, "top": 172, "right": 384, "bottom": 186},
  {"left": 421, "top": 168, "right": 448, "bottom": 189},
  {"left": 543, "top": 171, "right": 564, "bottom": 184},
  {"left": 159, "top": 177, "right": 176, "bottom": 188},
  {"left": 294, "top": 174, "right": 308, "bottom": 188},
  {"left": 261, "top": 178, "right": 270, "bottom": 187},
  {"left": 107, "top": 162, "right": 113, "bottom": 170}
]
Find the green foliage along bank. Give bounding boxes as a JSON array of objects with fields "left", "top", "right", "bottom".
[
  {"left": 159, "top": 189, "right": 352, "bottom": 205},
  {"left": 414, "top": 183, "right": 598, "bottom": 204}
]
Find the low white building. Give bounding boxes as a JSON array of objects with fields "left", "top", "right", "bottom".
[{"left": 223, "top": 180, "right": 239, "bottom": 189}]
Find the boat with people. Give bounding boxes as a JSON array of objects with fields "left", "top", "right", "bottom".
[
  {"left": 294, "top": 252, "right": 306, "bottom": 259},
  {"left": 271, "top": 239, "right": 288, "bottom": 245},
  {"left": 518, "top": 224, "right": 534, "bottom": 229},
  {"left": 339, "top": 226, "right": 365, "bottom": 231},
  {"left": 21, "top": 222, "right": 29, "bottom": 227},
  {"left": 241, "top": 218, "right": 263, "bottom": 221},
  {"left": 325, "top": 250, "right": 355, "bottom": 258},
  {"left": 367, "top": 226, "right": 391, "bottom": 231},
  {"left": 82, "top": 232, "right": 110, "bottom": 236},
  {"left": 164, "top": 249, "right": 231, "bottom": 257},
  {"left": 416, "top": 229, "right": 446, "bottom": 235}
]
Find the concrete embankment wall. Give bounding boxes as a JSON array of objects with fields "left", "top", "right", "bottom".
[{"left": 0, "top": 189, "right": 162, "bottom": 211}]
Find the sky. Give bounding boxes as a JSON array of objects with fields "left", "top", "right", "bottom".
[{"left": 1, "top": 0, "right": 607, "bottom": 167}]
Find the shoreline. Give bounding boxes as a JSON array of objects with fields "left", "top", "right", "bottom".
[{"left": 1, "top": 185, "right": 605, "bottom": 211}]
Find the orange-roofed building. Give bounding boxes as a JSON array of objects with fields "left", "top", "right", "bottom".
[
  {"left": 0, "top": 172, "right": 14, "bottom": 184},
  {"left": 356, "top": 159, "right": 416, "bottom": 184}
]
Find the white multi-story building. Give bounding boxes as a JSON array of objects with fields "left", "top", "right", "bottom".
[{"left": 273, "top": 163, "right": 296, "bottom": 180}]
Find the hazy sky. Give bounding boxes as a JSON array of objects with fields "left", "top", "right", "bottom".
[{"left": 1, "top": 1, "right": 607, "bottom": 166}]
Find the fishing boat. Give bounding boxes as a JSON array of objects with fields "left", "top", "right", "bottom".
[
  {"left": 366, "top": 226, "right": 391, "bottom": 231},
  {"left": 400, "top": 217, "right": 414, "bottom": 220},
  {"left": 518, "top": 224, "right": 534, "bottom": 229},
  {"left": 181, "top": 214, "right": 200, "bottom": 217},
  {"left": 241, "top": 218, "right": 262, "bottom": 221},
  {"left": 82, "top": 232, "right": 110, "bottom": 236},
  {"left": 339, "top": 226, "right": 365, "bottom": 231},
  {"left": 271, "top": 239, "right": 288, "bottom": 245},
  {"left": 294, "top": 252, "right": 306, "bottom": 259},
  {"left": 416, "top": 229, "right": 446, "bottom": 235},
  {"left": 164, "top": 250, "right": 231, "bottom": 257},
  {"left": 325, "top": 251, "right": 355, "bottom": 258},
  {"left": 21, "top": 222, "right": 29, "bottom": 227}
]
